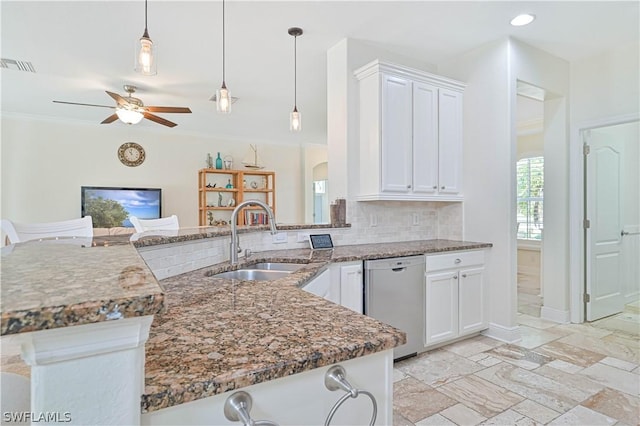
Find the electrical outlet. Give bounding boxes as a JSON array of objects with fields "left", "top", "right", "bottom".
[
  {"left": 370, "top": 213, "right": 378, "bottom": 227},
  {"left": 296, "top": 232, "right": 310, "bottom": 243},
  {"left": 412, "top": 212, "right": 420, "bottom": 226},
  {"left": 272, "top": 232, "right": 287, "bottom": 244}
]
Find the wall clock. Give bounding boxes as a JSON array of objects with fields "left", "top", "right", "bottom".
[{"left": 117, "top": 142, "right": 146, "bottom": 167}]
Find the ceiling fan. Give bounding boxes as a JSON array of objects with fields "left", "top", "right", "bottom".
[{"left": 53, "top": 85, "right": 191, "bottom": 128}]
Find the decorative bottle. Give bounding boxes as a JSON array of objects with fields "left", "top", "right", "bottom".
[
  {"left": 225, "top": 179, "right": 233, "bottom": 189},
  {"left": 215, "top": 152, "right": 223, "bottom": 169}
]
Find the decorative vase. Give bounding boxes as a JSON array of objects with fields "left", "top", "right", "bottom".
[{"left": 215, "top": 152, "right": 223, "bottom": 169}]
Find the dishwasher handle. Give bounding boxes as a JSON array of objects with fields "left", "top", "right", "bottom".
[{"left": 391, "top": 267, "right": 407, "bottom": 272}]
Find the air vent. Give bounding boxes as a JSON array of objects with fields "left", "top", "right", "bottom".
[{"left": 0, "top": 58, "right": 36, "bottom": 73}]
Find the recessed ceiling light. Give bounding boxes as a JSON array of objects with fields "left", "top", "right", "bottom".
[{"left": 510, "top": 14, "right": 536, "bottom": 27}]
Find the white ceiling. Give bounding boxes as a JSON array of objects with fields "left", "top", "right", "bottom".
[{"left": 1, "top": 1, "right": 638, "bottom": 145}]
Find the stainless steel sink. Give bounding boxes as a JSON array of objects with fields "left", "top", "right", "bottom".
[
  {"left": 249, "top": 262, "right": 305, "bottom": 272},
  {"left": 207, "top": 262, "right": 305, "bottom": 281},
  {"left": 210, "top": 269, "right": 291, "bottom": 281}
]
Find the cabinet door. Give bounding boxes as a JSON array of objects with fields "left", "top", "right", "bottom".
[
  {"left": 412, "top": 82, "right": 439, "bottom": 194},
  {"left": 340, "top": 263, "right": 364, "bottom": 314},
  {"left": 438, "top": 89, "right": 463, "bottom": 194},
  {"left": 425, "top": 270, "right": 459, "bottom": 346},
  {"left": 380, "top": 74, "right": 413, "bottom": 193},
  {"left": 458, "top": 266, "right": 487, "bottom": 335}
]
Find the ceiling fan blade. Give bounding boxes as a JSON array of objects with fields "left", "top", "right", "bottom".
[
  {"left": 106, "top": 91, "right": 129, "bottom": 107},
  {"left": 101, "top": 114, "right": 119, "bottom": 124},
  {"left": 145, "top": 106, "right": 192, "bottom": 113},
  {"left": 143, "top": 112, "right": 177, "bottom": 128},
  {"left": 53, "top": 100, "right": 115, "bottom": 109}
]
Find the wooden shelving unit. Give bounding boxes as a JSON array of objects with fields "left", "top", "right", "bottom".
[{"left": 198, "top": 169, "right": 276, "bottom": 226}]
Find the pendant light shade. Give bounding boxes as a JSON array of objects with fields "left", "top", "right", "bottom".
[
  {"left": 288, "top": 27, "right": 303, "bottom": 132},
  {"left": 135, "top": 0, "right": 157, "bottom": 75},
  {"left": 290, "top": 107, "right": 301, "bottom": 132},
  {"left": 217, "top": 0, "right": 231, "bottom": 113}
]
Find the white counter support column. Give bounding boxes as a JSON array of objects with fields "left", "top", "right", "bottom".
[{"left": 19, "top": 316, "right": 153, "bottom": 425}]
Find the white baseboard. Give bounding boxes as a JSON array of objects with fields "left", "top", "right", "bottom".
[
  {"left": 540, "top": 306, "right": 570, "bottom": 324},
  {"left": 482, "top": 323, "right": 521, "bottom": 344}
]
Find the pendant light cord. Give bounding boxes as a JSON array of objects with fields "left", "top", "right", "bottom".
[
  {"left": 294, "top": 34, "right": 297, "bottom": 108},
  {"left": 144, "top": 0, "right": 148, "bottom": 31},
  {"left": 222, "top": 0, "right": 226, "bottom": 85}
]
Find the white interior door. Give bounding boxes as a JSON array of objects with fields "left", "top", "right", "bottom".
[{"left": 585, "top": 131, "right": 624, "bottom": 320}]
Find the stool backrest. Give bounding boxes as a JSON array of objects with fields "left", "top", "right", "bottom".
[
  {"left": 129, "top": 215, "right": 179, "bottom": 233},
  {"left": 0, "top": 216, "right": 93, "bottom": 245}
]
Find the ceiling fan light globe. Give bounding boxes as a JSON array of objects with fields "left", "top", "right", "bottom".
[
  {"left": 116, "top": 108, "right": 144, "bottom": 124},
  {"left": 217, "top": 86, "right": 231, "bottom": 113},
  {"left": 135, "top": 37, "right": 157, "bottom": 76}
]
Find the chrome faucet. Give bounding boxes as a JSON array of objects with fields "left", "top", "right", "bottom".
[{"left": 229, "top": 200, "right": 277, "bottom": 264}]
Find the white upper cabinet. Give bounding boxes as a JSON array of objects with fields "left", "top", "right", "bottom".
[{"left": 355, "top": 60, "right": 465, "bottom": 201}]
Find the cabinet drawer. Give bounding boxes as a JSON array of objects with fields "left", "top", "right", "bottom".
[{"left": 426, "top": 250, "right": 484, "bottom": 272}]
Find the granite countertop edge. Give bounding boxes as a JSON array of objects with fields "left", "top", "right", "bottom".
[
  {"left": 1, "top": 293, "right": 165, "bottom": 336},
  {"left": 131, "top": 223, "right": 351, "bottom": 248}
]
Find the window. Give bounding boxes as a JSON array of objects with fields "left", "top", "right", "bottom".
[{"left": 517, "top": 156, "right": 544, "bottom": 240}]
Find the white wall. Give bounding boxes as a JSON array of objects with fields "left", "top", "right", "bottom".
[
  {"left": 1, "top": 115, "right": 304, "bottom": 226},
  {"left": 571, "top": 41, "right": 640, "bottom": 124},
  {"left": 439, "top": 39, "right": 518, "bottom": 339},
  {"left": 443, "top": 38, "right": 572, "bottom": 329},
  {"left": 508, "top": 39, "right": 571, "bottom": 323},
  {"left": 568, "top": 40, "right": 640, "bottom": 321},
  {"left": 517, "top": 133, "right": 543, "bottom": 159}
]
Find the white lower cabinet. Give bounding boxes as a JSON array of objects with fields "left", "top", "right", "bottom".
[
  {"left": 330, "top": 261, "right": 364, "bottom": 314},
  {"left": 425, "top": 250, "right": 488, "bottom": 347}
]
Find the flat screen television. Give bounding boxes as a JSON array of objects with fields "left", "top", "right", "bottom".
[{"left": 81, "top": 186, "right": 162, "bottom": 228}]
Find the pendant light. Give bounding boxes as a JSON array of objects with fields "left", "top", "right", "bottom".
[
  {"left": 288, "top": 27, "right": 303, "bottom": 132},
  {"left": 216, "top": 0, "right": 231, "bottom": 113},
  {"left": 135, "top": 0, "right": 157, "bottom": 76}
]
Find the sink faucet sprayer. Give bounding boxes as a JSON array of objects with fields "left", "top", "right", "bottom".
[{"left": 230, "top": 200, "right": 277, "bottom": 265}]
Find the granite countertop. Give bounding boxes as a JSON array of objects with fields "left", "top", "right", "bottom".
[
  {"left": 142, "top": 239, "right": 491, "bottom": 412},
  {"left": 0, "top": 237, "right": 165, "bottom": 335},
  {"left": 0, "top": 232, "right": 490, "bottom": 414}
]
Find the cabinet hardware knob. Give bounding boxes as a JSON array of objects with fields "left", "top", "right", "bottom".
[
  {"left": 432, "top": 186, "right": 437, "bottom": 189},
  {"left": 453, "top": 275, "right": 458, "bottom": 280},
  {"left": 441, "top": 186, "right": 445, "bottom": 190},
  {"left": 454, "top": 258, "right": 462, "bottom": 264},
  {"left": 462, "top": 274, "right": 467, "bottom": 278},
  {"left": 407, "top": 185, "right": 412, "bottom": 189}
]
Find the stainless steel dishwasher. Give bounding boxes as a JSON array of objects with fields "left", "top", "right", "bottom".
[{"left": 364, "top": 255, "right": 425, "bottom": 360}]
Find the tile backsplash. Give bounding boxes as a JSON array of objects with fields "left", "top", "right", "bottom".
[{"left": 138, "top": 200, "right": 462, "bottom": 280}]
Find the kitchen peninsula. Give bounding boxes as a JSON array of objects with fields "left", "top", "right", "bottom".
[{"left": 1, "top": 227, "right": 490, "bottom": 425}]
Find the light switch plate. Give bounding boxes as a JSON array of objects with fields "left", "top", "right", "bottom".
[{"left": 296, "top": 232, "right": 310, "bottom": 243}]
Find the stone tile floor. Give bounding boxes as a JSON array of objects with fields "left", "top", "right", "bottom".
[{"left": 393, "top": 312, "right": 639, "bottom": 425}]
